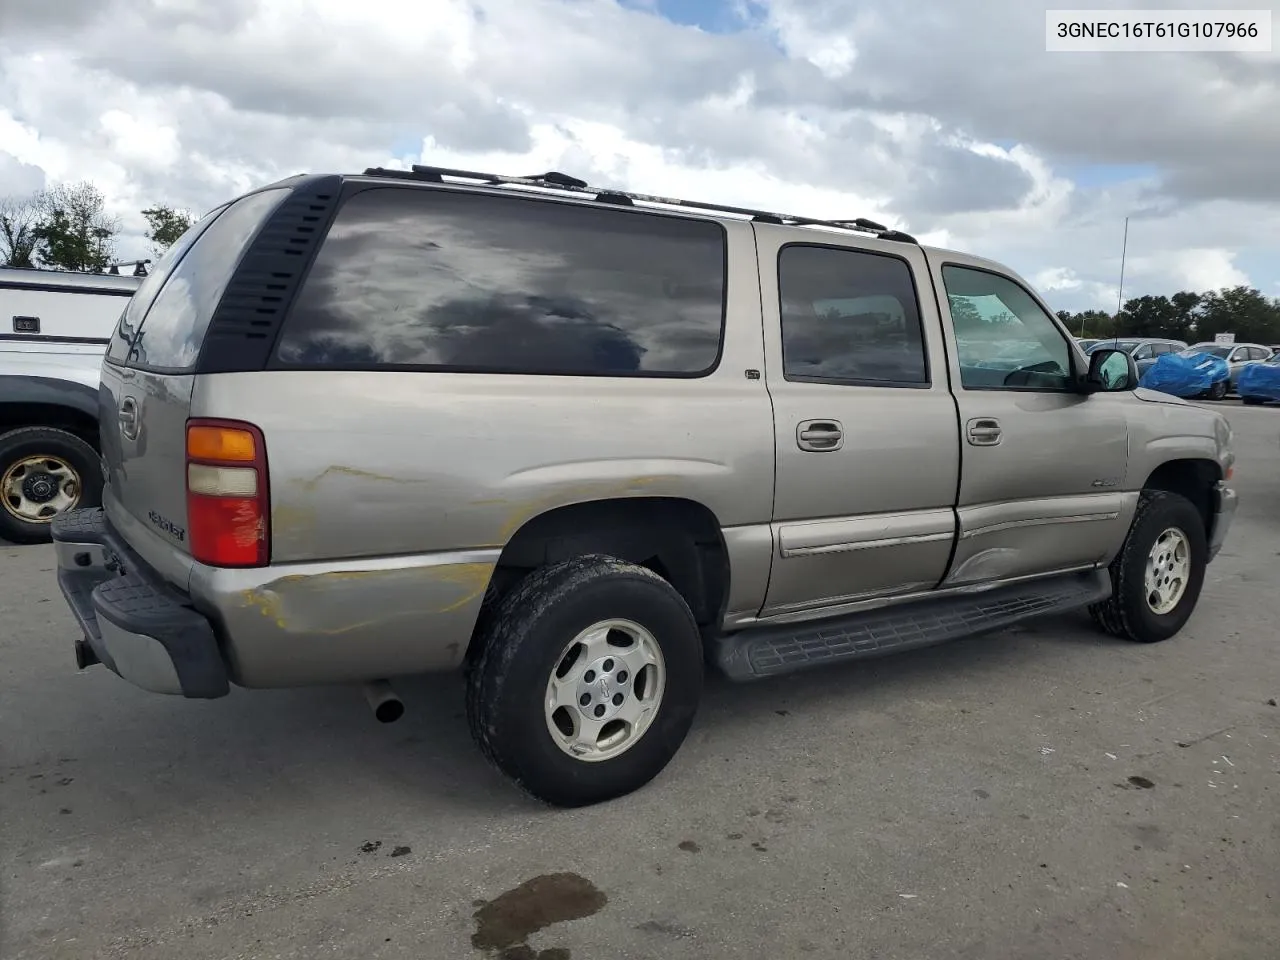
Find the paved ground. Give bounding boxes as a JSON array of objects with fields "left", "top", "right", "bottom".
[{"left": 3, "top": 403, "right": 1278, "bottom": 960}]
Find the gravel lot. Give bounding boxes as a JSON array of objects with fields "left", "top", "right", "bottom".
[{"left": 3, "top": 402, "right": 1278, "bottom": 960}]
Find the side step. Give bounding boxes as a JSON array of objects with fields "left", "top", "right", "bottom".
[{"left": 712, "top": 569, "right": 1111, "bottom": 682}]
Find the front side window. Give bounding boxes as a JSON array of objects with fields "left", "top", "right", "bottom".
[
  {"left": 273, "top": 187, "right": 727, "bottom": 377},
  {"left": 943, "top": 265, "right": 1073, "bottom": 391},
  {"left": 777, "top": 244, "right": 928, "bottom": 385}
]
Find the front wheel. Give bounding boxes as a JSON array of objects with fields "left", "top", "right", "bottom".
[
  {"left": 466, "top": 555, "right": 704, "bottom": 807},
  {"left": 1242, "top": 396, "right": 1264, "bottom": 406},
  {"left": 1089, "top": 490, "right": 1207, "bottom": 643},
  {"left": 0, "top": 427, "right": 103, "bottom": 544},
  {"left": 1206, "top": 380, "right": 1228, "bottom": 401}
]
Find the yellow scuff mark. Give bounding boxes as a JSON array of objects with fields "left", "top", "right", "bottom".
[
  {"left": 266, "top": 569, "right": 391, "bottom": 590},
  {"left": 271, "top": 504, "right": 316, "bottom": 535},
  {"left": 241, "top": 562, "right": 495, "bottom": 631},
  {"left": 239, "top": 589, "right": 288, "bottom": 630},
  {"left": 295, "top": 465, "right": 425, "bottom": 492},
  {"left": 429, "top": 561, "right": 495, "bottom": 613}
]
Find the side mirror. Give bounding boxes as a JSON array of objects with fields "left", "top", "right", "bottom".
[{"left": 1085, "top": 348, "right": 1138, "bottom": 393}]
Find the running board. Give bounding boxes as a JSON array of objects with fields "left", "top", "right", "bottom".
[{"left": 712, "top": 569, "right": 1110, "bottom": 682}]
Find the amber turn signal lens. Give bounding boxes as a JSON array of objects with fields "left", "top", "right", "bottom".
[{"left": 187, "top": 424, "right": 257, "bottom": 462}]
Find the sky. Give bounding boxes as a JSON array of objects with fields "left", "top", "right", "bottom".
[{"left": 1, "top": 0, "right": 1278, "bottom": 313}]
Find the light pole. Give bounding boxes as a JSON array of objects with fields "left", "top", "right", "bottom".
[{"left": 1115, "top": 216, "right": 1129, "bottom": 319}]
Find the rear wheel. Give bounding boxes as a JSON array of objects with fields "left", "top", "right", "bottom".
[
  {"left": 466, "top": 555, "right": 703, "bottom": 807},
  {"left": 1089, "top": 490, "right": 1207, "bottom": 643},
  {"left": 1207, "top": 380, "right": 1228, "bottom": 401},
  {"left": 1242, "top": 396, "right": 1264, "bottom": 406},
  {"left": 0, "top": 427, "right": 103, "bottom": 544}
]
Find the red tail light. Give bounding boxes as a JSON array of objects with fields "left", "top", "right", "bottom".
[{"left": 185, "top": 419, "right": 269, "bottom": 567}]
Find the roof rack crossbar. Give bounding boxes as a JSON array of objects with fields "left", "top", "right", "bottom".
[{"left": 361, "top": 164, "right": 917, "bottom": 244}]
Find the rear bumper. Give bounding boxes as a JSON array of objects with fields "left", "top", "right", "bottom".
[
  {"left": 52, "top": 508, "right": 229, "bottom": 698},
  {"left": 53, "top": 506, "right": 500, "bottom": 691},
  {"left": 1208, "top": 480, "right": 1237, "bottom": 562}
]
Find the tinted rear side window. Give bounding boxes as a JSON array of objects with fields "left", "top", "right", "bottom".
[
  {"left": 778, "top": 244, "right": 928, "bottom": 385},
  {"left": 273, "top": 187, "right": 727, "bottom": 377},
  {"left": 105, "top": 204, "right": 227, "bottom": 364},
  {"left": 122, "top": 188, "right": 288, "bottom": 372}
]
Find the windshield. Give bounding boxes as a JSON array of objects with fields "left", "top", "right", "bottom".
[
  {"left": 1087, "top": 340, "right": 1138, "bottom": 354},
  {"left": 1184, "top": 344, "right": 1231, "bottom": 358}
]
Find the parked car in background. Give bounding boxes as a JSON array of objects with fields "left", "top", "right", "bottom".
[
  {"left": 1239, "top": 352, "right": 1280, "bottom": 405},
  {"left": 1086, "top": 338, "right": 1188, "bottom": 376},
  {"left": 1181, "top": 342, "right": 1275, "bottom": 395},
  {"left": 1, "top": 266, "right": 141, "bottom": 543},
  {"left": 1076, "top": 337, "right": 1101, "bottom": 351}
]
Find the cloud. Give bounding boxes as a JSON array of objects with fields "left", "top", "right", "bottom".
[{"left": 0, "top": 0, "right": 1276, "bottom": 313}]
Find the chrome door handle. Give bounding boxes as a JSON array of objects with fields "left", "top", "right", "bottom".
[
  {"left": 797, "top": 419, "right": 844, "bottom": 452},
  {"left": 967, "top": 418, "right": 1001, "bottom": 446}
]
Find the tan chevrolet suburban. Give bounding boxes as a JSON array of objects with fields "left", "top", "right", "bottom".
[{"left": 51, "top": 164, "right": 1237, "bottom": 807}]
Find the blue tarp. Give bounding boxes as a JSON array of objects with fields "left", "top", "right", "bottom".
[
  {"left": 1237, "top": 361, "right": 1280, "bottom": 402},
  {"left": 1138, "top": 351, "right": 1230, "bottom": 398}
]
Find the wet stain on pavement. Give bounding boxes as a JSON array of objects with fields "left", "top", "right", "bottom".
[
  {"left": 495, "top": 947, "right": 570, "bottom": 960},
  {"left": 636, "top": 918, "right": 697, "bottom": 939},
  {"left": 677, "top": 840, "right": 700, "bottom": 853},
  {"left": 1130, "top": 824, "right": 1170, "bottom": 850},
  {"left": 472, "top": 872, "right": 606, "bottom": 958}
]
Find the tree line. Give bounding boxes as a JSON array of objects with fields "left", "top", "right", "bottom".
[
  {"left": 1058, "top": 287, "right": 1280, "bottom": 346},
  {"left": 5, "top": 181, "right": 1278, "bottom": 347},
  {"left": 0, "top": 181, "right": 193, "bottom": 274}
]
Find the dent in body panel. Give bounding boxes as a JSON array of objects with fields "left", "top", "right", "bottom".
[
  {"left": 765, "top": 507, "right": 957, "bottom": 616},
  {"left": 720, "top": 522, "right": 775, "bottom": 626},
  {"left": 944, "top": 492, "right": 1138, "bottom": 586},
  {"left": 203, "top": 372, "right": 776, "bottom": 565},
  {"left": 191, "top": 550, "right": 499, "bottom": 687},
  {"left": 777, "top": 508, "right": 956, "bottom": 558}
]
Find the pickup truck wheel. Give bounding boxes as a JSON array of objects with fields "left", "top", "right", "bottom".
[
  {"left": 1207, "top": 381, "right": 1228, "bottom": 400},
  {"left": 1088, "top": 490, "right": 1207, "bottom": 643},
  {"left": 466, "top": 555, "right": 703, "bottom": 807},
  {"left": 0, "top": 427, "right": 103, "bottom": 545}
]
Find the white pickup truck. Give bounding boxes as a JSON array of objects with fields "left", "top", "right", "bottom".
[{"left": 1, "top": 266, "right": 141, "bottom": 542}]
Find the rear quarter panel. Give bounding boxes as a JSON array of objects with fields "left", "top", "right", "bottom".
[{"left": 188, "top": 218, "right": 777, "bottom": 685}]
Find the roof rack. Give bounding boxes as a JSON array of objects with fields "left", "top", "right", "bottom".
[
  {"left": 362, "top": 164, "right": 919, "bottom": 244},
  {"left": 105, "top": 259, "right": 151, "bottom": 277}
]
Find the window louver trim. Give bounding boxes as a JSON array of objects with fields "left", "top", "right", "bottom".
[{"left": 196, "top": 176, "right": 343, "bottom": 374}]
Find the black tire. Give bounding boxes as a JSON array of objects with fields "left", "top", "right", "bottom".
[
  {"left": 0, "top": 427, "right": 103, "bottom": 545},
  {"left": 466, "top": 554, "right": 703, "bottom": 807},
  {"left": 1207, "top": 380, "right": 1228, "bottom": 401},
  {"left": 1242, "top": 396, "right": 1264, "bottom": 406},
  {"left": 1088, "top": 490, "right": 1207, "bottom": 643}
]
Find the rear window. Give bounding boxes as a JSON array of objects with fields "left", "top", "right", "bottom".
[
  {"left": 113, "top": 188, "right": 288, "bottom": 372},
  {"left": 272, "top": 187, "right": 727, "bottom": 377}
]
